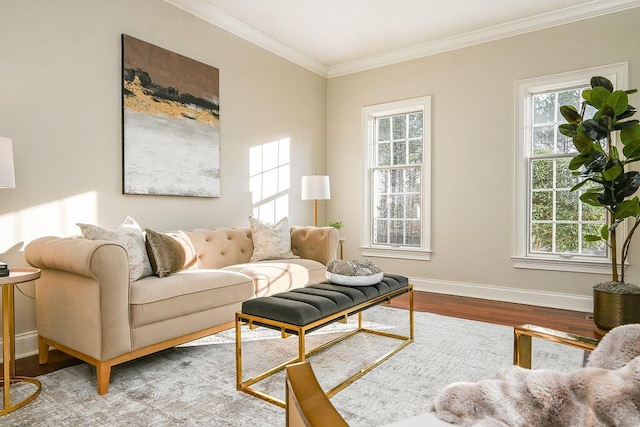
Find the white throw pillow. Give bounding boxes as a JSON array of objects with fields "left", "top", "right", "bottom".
[
  {"left": 77, "top": 216, "right": 153, "bottom": 281},
  {"left": 249, "top": 216, "right": 299, "bottom": 262}
]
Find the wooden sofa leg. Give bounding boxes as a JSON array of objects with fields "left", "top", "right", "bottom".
[
  {"left": 38, "top": 336, "right": 49, "bottom": 365},
  {"left": 97, "top": 362, "right": 112, "bottom": 395}
]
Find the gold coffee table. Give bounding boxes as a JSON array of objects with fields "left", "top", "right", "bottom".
[
  {"left": 513, "top": 324, "right": 600, "bottom": 369},
  {"left": 1, "top": 267, "right": 42, "bottom": 415},
  {"left": 236, "top": 283, "right": 414, "bottom": 407}
]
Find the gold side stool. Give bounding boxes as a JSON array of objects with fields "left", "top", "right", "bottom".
[
  {"left": 0, "top": 267, "right": 41, "bottom": 415},
  {"left": 514, "top": 324, "right": 599, "bottom": 369}
]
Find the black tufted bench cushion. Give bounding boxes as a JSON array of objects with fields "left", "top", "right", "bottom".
[{"left": 241, "top": 273, "right": 408, "bottom": 328}]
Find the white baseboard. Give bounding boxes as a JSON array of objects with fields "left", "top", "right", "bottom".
[
  {"left": 409, "top": 277, "right": 593, "bottom": 313},
  {"left": 0, "top": 331, "right": 39, "bottom": 363}
]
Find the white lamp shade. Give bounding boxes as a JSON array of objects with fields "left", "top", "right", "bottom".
[
  {"left": 0, "top": 137, "right": 15, "bottom": 188},
  {"left": 301, "top": 175, "right": 330, "bottom": 200}
]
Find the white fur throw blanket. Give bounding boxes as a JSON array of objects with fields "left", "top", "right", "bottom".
[{"left": 430, "top": 324, "right": 640, "bottom": 426}]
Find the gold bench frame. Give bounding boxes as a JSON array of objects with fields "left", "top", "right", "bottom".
[
  {"left": 235, "top": 285, "right": 414, "bottom": 407},
  {"left": 513, "top": 324, "right": 599, "bottom": 369}
]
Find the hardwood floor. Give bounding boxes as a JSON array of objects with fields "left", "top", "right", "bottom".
[{"left": 13, "top": 291, "right": 596, "bottom": 377}]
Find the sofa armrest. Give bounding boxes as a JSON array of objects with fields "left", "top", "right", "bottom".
[
  {"left": 25, "top": 236, "right": 133, "bottom": 361},
  {"left": 290, "top": 226, "right": 340, "bottom": 265},
  {"left": 26, "top": 236, "right": 125, "bottom": 278}
]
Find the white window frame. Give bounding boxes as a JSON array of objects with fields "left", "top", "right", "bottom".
[
  {"left": 513, "top": 63, "right": 628, "bottom": 273},
  {"left": 361, "top": 96, "right": 432, "bottom": 260}
]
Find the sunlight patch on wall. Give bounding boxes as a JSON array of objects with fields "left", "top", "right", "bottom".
[
  {"left": 249, "top": 138, "right": 290, "bottom": 224},
  {"left": 0, "top": 192, "right": 98, "bottom": 252}
]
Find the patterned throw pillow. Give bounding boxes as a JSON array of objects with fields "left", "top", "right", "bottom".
[
  {"left": 77, "top": 217, "right": 153, "bottom": 281},
  {"left": 249, "top": 216, "right": 299, "bottom": 262},
  {"left": 145, "top": 229, "right": 194, "bottom": 278}
]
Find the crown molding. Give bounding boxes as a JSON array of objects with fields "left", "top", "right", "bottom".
[
  {"left": 328, "top": 0, "right": 640, "bottom": 77},
  {"left": 164, "top": 0, "right": 640, "bottom": 79},
  {"left": 163, "top": 0, "right": 330, "bottom": 77}
]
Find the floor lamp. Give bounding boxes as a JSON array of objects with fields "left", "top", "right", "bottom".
[{"left": 301, "top": 175, "right": 330, "bottom": 227}]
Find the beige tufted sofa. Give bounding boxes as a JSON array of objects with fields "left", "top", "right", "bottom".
[{"left": 25, "top": 226, "right": 339, "bottom": 395}]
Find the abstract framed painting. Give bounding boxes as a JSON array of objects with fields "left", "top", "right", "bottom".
[{"left": 122, "top": 34, "right": 220, "bottom": 197}]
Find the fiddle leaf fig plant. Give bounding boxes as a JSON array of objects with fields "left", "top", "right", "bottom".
[{"left": 559, "top": 76, "right": 640, "bottom": 284}]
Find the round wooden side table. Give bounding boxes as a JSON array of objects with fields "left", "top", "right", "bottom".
[{"left": 0, "top": 267, "right": 41, "bottom": 416}]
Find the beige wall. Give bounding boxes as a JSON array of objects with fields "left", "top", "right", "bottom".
[
  {"left": 0, "top": 0, "right": 327, "bottom": 354},
  {"left": 327, "top": 8, "right": 640, "bottom": 310}
]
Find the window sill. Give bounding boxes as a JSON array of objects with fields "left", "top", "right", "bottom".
[
  {"left": 512, "top": 256, "right": 619, "bottom": 275},
  {"left": 361, "top": 247, "right": 431, "bottom": 261}
]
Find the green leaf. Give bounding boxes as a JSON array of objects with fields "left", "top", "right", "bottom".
[
  {"left": 617, "top": 108, "right": 636, "bottom": 121},
  {"left": 613, "top": 197, "right": 640, "bottom": 219},
  {"left": 584, "top": 234, "right": 603, "bottom": 242},
  {"left": 570, "top": 179, "right": 589, "bottom": 192},
  {"left": 573, "top": 134, "right": 594, "bottom": 152},
  {"left": 597, "top": 191, "right": 616, "bottom": 207},
  {"left": 606, "top": 90, "right": 629, "bottom": 116},
  {"left": 614, "top": 171, "right": 640, "bottom": 199},
  {"left": 580, "top": 119, "right": 608, "bottom": 141},
  {"left": 568, "top": 153, "right": 590, "bottom": 170},
  {"left": 584, "top": 155, "right": 607, "bottom": 174},
  {"left": 592, "top": 76, "right": 614, "bottom": 92},
  {"left": 623, "top": 139, "right": 640, "bottom": 160},
  {"left": 559, "top": 123, "right": 577, "bottom": 137},
  {"left": 590, "top": 86, "right": 612, "bottom": 110},
  {"left": 621, "top": 123, "right": 640, "bottom": 147},
  {"left": 559, "top": 105, "right": 582, "bottom": 124},
  {"left": 580, "top": 191, "right": 603, "bottom": 207},
  {"left": 600, "top": 223, "right": 609, "bottom": 240},
  {"left": 614, "top": 119, "right": 639, "bottom": 131},
  {"left": 603, "top": 165, "right": 622, "bottom": 181}
]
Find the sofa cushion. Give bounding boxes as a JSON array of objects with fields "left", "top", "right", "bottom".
[
  {"left": 129, "top": 269, "right": 254, "bottom": 327},
  {"left": 222, "top": 259, "right": 327, "bottom": 297},
  {"left": 249, "top": 216, "right": 298, "bottom": 262},
  {"left": 77, "top": 216, "right": 153, "bottom": 281},
  {"left": 186, "top": 228, "right": 253, "bottom": 269}
]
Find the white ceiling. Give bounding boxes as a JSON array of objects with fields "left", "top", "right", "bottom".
[{"left": 165, "top": 0, "right": 640, "bottom": 77}]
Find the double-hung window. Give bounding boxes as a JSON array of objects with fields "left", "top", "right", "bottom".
[
  {"left": 514, "top": 63, "right": 627, "bottom": 273},
  {"left": 361, "top": 96, "right": 431, "bottom": 260}
]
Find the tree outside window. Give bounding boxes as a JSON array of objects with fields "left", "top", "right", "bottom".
[
  {"left": 373, "top": 112, "right": 422, "bottom": 247},
  {"left": 361, "top": 96, "right": 431, "bottom": 260},
  {"left": 514, "top": 64, "right": 626, "bottom": 273},
  {"left": 529, "top": 87, "right": 607, "bottom": 257}
]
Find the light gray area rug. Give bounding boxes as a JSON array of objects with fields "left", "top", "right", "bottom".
[{"left": 4, "top": 306, "right": 585, "bottom": 426}]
